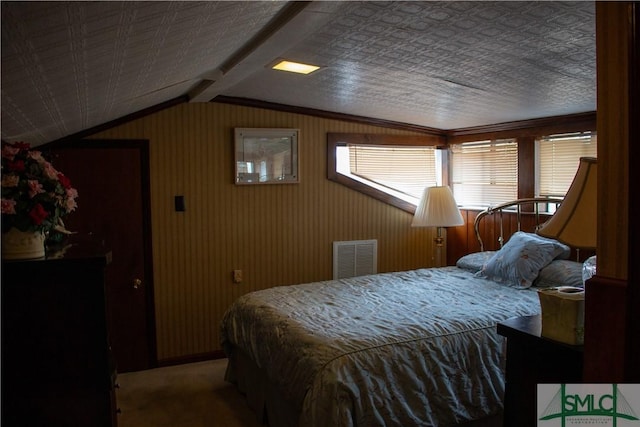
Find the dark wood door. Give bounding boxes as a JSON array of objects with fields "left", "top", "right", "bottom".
[{"left": 48, "top": 140, "right": 156, "bottom": 372}]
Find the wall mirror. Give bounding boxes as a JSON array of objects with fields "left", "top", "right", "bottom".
[{"left": 234, "top": 128, "right": 299, "bottom": 184}]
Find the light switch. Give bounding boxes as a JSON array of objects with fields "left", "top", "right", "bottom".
[{"left": 174, "top": 196, "right": 185, "bottom": 212}]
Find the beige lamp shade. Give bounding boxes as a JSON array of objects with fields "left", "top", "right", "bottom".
[
  {"left": 412, "top": 186, "right": 464, "bottom": 227},
  {"left": 537, "top": 157, "right": 597, "bottom": 249}
]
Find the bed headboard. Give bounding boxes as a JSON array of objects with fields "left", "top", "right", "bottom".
[{"left": 473, "top": 197, "right": 563, "bottom": 252}]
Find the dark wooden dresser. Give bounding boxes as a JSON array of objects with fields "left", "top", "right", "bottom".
[{"left": 1, "top": 243, "right": 118, "bottom": 427}]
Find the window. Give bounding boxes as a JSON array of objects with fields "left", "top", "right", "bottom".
[
  {"left": 337, "top": 145, "right": 438, "bottom": 204},
  {"left": 450, "top": 139, "right": 518, "bottom": 208},
  {"left": 537, "top": 132, "right": 597, "bottom": 197},
  {"left": 328, "top": 121, "right": 595, "bottom": 213},
  {"left": 327, "top": 133, "right": 445, "bottom": 212}
]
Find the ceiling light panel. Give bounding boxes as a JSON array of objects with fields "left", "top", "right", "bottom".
[{"left": 272, "top": 60, "right": 321, "bottom": 75}]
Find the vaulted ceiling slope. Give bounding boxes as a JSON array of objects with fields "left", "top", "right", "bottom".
[{"left": 1, "top": 1, "right": 595, "bottom": 146}]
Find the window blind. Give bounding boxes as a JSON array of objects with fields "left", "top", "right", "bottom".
[
  {"left": 538, "top": 132, "right": 597, "bottom": 197},
  {"left": 450, "top": 139, "right": 518, "bottom": 208},
  {"left": 348, "top": 145, "right": 437, "bottom": 199}
]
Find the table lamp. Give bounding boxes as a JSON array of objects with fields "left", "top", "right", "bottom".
[{"left": 537, "top": 157, "right": 597, "bottom": 251}]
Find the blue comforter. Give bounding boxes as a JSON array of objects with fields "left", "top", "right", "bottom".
[{"left": 221, "top": 267, "right": 541, "bottom": 426}]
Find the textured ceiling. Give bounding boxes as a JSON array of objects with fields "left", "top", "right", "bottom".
[{"left": 1, "top": 1, "right": 596, "bottom": 146}]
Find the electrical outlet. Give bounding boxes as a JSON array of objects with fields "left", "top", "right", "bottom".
[{"left": 232, "top": 270, "right": 243, "bottom": 284}]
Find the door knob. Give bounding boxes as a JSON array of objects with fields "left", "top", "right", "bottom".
[{"left": 133, "top": 278, "right": 142, "bottom": 289}]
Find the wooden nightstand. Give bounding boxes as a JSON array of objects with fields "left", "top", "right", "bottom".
[{"left": 497, "top": 315, "right": 583, "bottom": 427}]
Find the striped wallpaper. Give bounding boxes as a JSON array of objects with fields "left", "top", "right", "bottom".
[{"left": 90, "top": 102, "right": 444, "bottom": 362}]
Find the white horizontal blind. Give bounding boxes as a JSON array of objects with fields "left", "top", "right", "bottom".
[
  {"left": 348, "top": 145, "right": 437, "bottom": 199},
  {"left": 538, "top": 132, "right": 597, "bottom": 197},
  {"left": 450, "top": 139, "right": 518, "bottom": 208}
]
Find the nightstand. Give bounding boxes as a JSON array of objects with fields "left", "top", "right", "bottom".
[{"left": 497, "top": 315, "right": 583, "bottom": 427}]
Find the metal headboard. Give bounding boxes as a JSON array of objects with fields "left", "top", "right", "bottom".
[{"left": 473, "top": 197, "right": 563, "bottom": 252}]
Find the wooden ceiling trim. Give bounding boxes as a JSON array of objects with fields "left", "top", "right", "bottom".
[
  {"left": 212, "top": 95, "right": 448, "bottom": 137},
  {"left": 447, "top": 111, "right": 597, "bottom": 143}
]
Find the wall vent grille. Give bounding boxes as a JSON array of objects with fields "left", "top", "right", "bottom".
[{"left": 333, "top": 239, "right": 378, "bottom": 279}]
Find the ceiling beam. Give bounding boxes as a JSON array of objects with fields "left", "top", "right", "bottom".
[{"left": 189, "top": 1, "right": 342, "bottom": 102}]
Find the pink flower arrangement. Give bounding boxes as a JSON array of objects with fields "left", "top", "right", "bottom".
[{"left": 1, "top": 141, "right": 78, "bottom": 233}]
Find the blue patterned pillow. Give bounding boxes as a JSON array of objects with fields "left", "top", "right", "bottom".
[
  {"left": 533, "top": 260, "right": 584, "bottom": 288},
  {"left": 456, "top": 251, "right": 496, "bottom": 273},
  {"left": 477, "top": 231, "right": 570, "bottom": 289}
]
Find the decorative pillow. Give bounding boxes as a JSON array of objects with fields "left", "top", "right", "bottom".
[
  {"left": 533, "top": 260, "right": 584, "bottom": 288},
  {"left": 477, "top": 231, "right": 571, "bottom": 289},
  {"left": 456, "top": 251, "right": 496, "bottom": 273}
]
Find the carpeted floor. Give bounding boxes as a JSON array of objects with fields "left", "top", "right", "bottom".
[
  {"left": 116, "top": 359, "right": 263, "bottom": 427},
  {"left": 117, "top": 358, "right": 503, "bottom": 427}
]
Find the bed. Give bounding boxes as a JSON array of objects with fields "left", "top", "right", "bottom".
[{"left": 220, "top": 198, "right": 587, "bottom": 427}]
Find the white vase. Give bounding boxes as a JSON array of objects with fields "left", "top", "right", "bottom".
[{"left": 1, "top": 228, "right": 46, "bottom": 260}]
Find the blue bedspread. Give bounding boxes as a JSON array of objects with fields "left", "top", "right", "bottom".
[{"left": 221, "top": 267, "right": 541, "bottom": 426}]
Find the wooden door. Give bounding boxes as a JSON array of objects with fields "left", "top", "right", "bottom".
[{"left": 47, "top": 140, "right": 156, "bottom": 372}]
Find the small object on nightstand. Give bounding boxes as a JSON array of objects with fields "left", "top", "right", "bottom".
[
  {"left": 537, "top": 286, "right": 585, "bottom": 345},
  {"left": 582, "top": 255, "right": 597, "bottom": 283}
]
